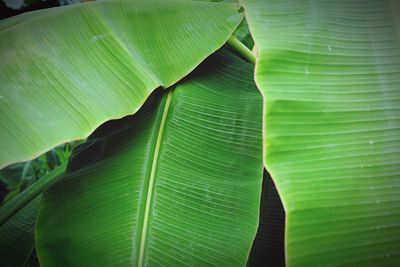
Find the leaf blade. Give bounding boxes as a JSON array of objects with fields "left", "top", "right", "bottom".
[
  {"left": 242, "top": 0, "right": 400, "bottom": 266},
  {"left": 0, "top": 0, "right": 243, "bottom": 168},
  {"left": 36, "top": 50, "right": 264, "bottom": 266},
  {"left": 0, "top": 195, "right": 40, "bottom": 267}
]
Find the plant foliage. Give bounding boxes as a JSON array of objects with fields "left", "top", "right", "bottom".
[{"left": 0, "top": 0, "right": 399, "bottom": 266}]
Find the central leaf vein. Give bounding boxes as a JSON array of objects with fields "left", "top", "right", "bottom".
[{"left": 137, "top": 89, "right": 174, "bottom": 267}]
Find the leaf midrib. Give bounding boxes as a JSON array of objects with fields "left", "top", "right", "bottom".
[{"left": 137, "top": 90, "right": 174, "bottom": 267}]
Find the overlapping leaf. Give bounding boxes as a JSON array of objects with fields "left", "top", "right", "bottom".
[
  {"left": 36, "top": 50, "right": 263, "bottom": 266},
  {"left": 242, "top": 0, "right": 400, "bottom": 266},
  {"left": 0, "top": 196, "right": 40, "bottom": 267},
  {"left": 0, "top": 0, "right": 243, "bottom": 168}
]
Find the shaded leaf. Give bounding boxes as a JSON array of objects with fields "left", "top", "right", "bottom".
[
  {"left": 36, "top": 50, "right": 263, "bottom": 267},
  {"left": 0, "top": 195, "right": 40, "bottom": 267},
  {"left": 232, "top": 19, "right": 254, "bottom": 49}
]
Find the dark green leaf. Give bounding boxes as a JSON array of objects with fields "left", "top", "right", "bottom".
[{"left": 36, "top": 50, "right": 264, "bottom": 266}]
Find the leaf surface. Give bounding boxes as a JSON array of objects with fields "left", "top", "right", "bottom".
[
  {"left": 0, "top": 0, "right": 243, "bottom": 168},
  {"left": 0, "top": 196, "right": 40, "bottom": 267},
  {"left": 36, "top": 50, "right": 263, "bottom": 267},
  {"left": 242, "top": 0, "right": 400, "bottom": 266}
]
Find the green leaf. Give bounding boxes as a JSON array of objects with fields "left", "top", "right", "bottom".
[
  {"left": 0, "top": 0, "right": 243, "bottom": 168},
  {"left": 0, "top": 161, "right": 66, "bottom": 266},
  {"left": 0, "top": 195, "right": 40, "bottom": 267},
  {"left": 242, "top": 0, "right": 400, "bottom": 266},
  {"left": 232, "top": 19, "right": 254, "bottom": 50},
  {"left": 36, "top": 50, "right": 263, "bottom": 266},
  {"left": 0, "top": 163, "right": 66, "bottom": 225}
]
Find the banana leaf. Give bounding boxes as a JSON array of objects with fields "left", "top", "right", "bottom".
[
  {"left": 36, "top": 50, "right": 264, "bottom": 266},
  {"left": 242, "top": 0, "right": 400, "bottom": 266},
  {"left": 0, "top": 195, "right": 40, "bottom": 267},
  {"left": 0, "top": 0, "right": 243, "bottom": 168}
]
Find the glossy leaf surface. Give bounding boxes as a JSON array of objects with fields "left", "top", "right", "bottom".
[
  {"left": 36, "top": 51, "right": 263, "bottom": 267},
  {"left": 242, "top": 0, "right": 400, "bottom": 266},
  {"left": 0, "top": 0, "right": 243, "bottom": 168}
]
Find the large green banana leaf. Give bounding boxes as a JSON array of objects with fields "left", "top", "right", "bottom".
[
  {"left": 0, "top": 0, "right": 243, "bottom": 168},
  {"left": 0, "top": 196, "right": 40, "bottom": 267},
  {"left": 242, "top": 0, "right": 400, "bottom": 266},
  {"left": 36, "top": 50, "right": 263, "bottom": 266}
]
